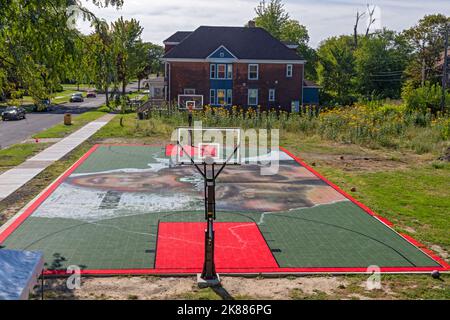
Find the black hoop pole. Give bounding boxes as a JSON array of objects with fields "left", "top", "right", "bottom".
[{"left": 176, "top": 137, "right": 240, "bottom": 282}]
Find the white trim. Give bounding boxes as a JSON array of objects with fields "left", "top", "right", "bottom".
[
  {"left": 286, "top": 64, "right": 293, "bottom": 78},
  {"left": 216, "top": 64, "right": 227, "bottom": 79},
  {"left": 269, "top": 89, "right": 275, "bottom": 102},
  {"left": 210, "top": 64, "right": 216, "bottom": 79},
  {"left": 162, "top": 58, "right": 306, "bottom": 64},
  {"left": 210, "top": 89, "right": 216, "bottom": 105},
  {"left": 248, "top": 88, "right": 258, "bottom": 106},
  {"left": 217, "top": 89, "right": 226, "bottom": 105},
  {"left": 163, "top": 41, "right": 180, "bottom": 45},
  {"left": 206, "top": 45, "right": 238, "bottom": 59},
  {"left": 248, "top": 64, "right": 259, "bottom": 80},
  {"left": 184, "top": 88, "right": 196, "bottom": 94},
  {"left": 227, "top": 89, "right": 233, "bottom": 105}
]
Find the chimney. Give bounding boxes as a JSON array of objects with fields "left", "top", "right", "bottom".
[{"left": 248, "top": 20, "right": 256, "bottom": 28}]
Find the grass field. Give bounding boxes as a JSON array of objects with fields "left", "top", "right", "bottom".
[
  {"left": 33, "top": 110, "right": 107, "bottom": 139},
  {"left": 1, "top": 106, "right": 449, "bottom": 299}
]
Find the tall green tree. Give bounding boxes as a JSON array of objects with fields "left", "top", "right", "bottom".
[
  {"left": 254, "top": 0, "right": 317, "bottom": 80},
  {"left": 317, "top": 35, "right": 356, "bottom": 105},
  {"left": 0, "top": 0, "right": 123, "bottom": 106},
  {"left": 135, "top": 42, "right": 164, "bottom": 91},
  {"left": 403, "top": 14, "right": 450, "bottom": 87},
  {"left": 354, "top": 30, "right": 412, "bottom": 99},
  {"left": 111, "top": 17, "right": 144, "bottom": 97}
]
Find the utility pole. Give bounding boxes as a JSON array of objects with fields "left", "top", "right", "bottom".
[{"left": 442, "top": 24, "right": 449, "bottom": 113}]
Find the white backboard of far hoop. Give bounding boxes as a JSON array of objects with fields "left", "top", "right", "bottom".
[
  {"left": 174, "top": 127, "right": 241, "bottom": 165},
  {"left": 178, "top": 95, "right": 204, "bottom": 110}
]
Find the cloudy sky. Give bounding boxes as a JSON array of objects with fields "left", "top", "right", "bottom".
[{"left": 78, "top": 0, "right": 450, "bottom": 47}]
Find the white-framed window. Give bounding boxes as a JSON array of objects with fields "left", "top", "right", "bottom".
[
  {"left": 227, "top": 89, "right": 232, "bottom": 105},
  {"left": 269, "top": 89, "right": 275, "bottom": 102},
  {"left": 217, "top": 89, "right": 226, "bottom": 105},
  {"left": 210, "top": 64, "right": 216, "bottom": 79},
  {"left": 184, "top": 88, "right": 196, "bottom": 94},
  {"left": 227, "top": 64, "right": 233, "bottom": 79},
  {"left": 286, "top": 64, "right": 293, "bottom": 77},
  {"left": 210, "top": 89, "right": 216, "bottom": 105},
  {"left": 248, "top": 64, "right": 259, "bottom": 80},
  {"left": 217, "top": 64, "right": 226, "bottom": 79},
  {"left": 248, "top": 89, "right": 258, "bottom": 106}
]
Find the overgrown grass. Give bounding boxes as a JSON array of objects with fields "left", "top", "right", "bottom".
[
  {"left": 33, "top": 110, "right": 107, "bottom": 139},
  {"left": 117, "top": 103, "right": 450, "bottom": 156}
]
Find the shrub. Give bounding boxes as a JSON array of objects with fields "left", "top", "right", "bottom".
[{"left": 402, "top": 82, "right": 450, "bottom": 113}]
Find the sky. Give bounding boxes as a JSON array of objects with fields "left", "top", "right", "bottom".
[{"left": 77, "top": 0, "right": 450, "bottom": 48}]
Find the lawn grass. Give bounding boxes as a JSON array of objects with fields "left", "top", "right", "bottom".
[
  {"left": 33, "top": 110, "right": 107, "bottom": 139},
  {"left": 0, "top": 143, "right": 51, "bottom": 170},
  {"left": 52, "top": 90, "right": 79, "bottom": 104}
]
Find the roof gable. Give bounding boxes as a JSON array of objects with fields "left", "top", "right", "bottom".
[
  {"left": 163, "top": 26, "right": 304, "bottom": 62},
  {"left": 207, "top": 45, "right": 237, "bottom": 60}
]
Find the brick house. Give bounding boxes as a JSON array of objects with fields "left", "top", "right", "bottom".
[{"left": 162, "top": 24, "right": 307, "bottom": 111}]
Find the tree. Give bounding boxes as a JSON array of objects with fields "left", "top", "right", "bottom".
[
  {"left": 254, "top": 0, "right": 289, "bottom": 39},
  {"left": 111, "top": 17, "right": 144, "bottom": 97},
  {"left": 354, "top": 30, "right": 412, "bottom": 99},
  {"left": 135, "top": 42, "right": 164, "bottom": 91},
  {"left": 403, "top": 14, "right": 450, "bottom": 87},
  {"left": 254, "top": 0, "right": 317, "bottom": 80},
  {"left": 317, "top": 36, "right": 356, "bottom": 105},
  {"left": 0, "top": 0, "right": 123, "bottom": 107}
]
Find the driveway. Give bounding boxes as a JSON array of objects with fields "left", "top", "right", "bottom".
[{"left": 0, "top": 94, "right": 106, "bottom": 149}]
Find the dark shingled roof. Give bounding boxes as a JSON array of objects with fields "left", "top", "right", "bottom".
[
  {"left": 164, "top": 26, "right": 304, "bottom": 61},
  {"left": 163, "top": 31, "right": 193, "bottom": 43}
]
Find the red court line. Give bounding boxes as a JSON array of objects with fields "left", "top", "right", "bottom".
[
  {"left": 0, "top": 145, "right": 100, "bottom": 244},
  {"left": 44, "top": 264, "right": 449, "bottom": 276},
  {"left": 3, "top": 144, "right": 448, "bottom": 275},
  {"left": 280, "top": 146, "right": 449, "bottom": 271}
]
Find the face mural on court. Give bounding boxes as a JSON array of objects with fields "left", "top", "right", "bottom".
[{"left": 0, "top": 145, "right": 447, "bottom": 274}]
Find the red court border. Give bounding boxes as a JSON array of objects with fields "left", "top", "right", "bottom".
[{"left": 0, "top": 143, "right": 448, "bottom": 275}]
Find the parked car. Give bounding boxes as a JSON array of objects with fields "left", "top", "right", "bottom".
[
  {"left": 86, "top": 91, "right": 97, "bottom": 98},
  {"left": 70, "top": 93, "right": 84, "bottom": 102},
  {"left": 33, "top": 99, "right": 52, "bottom": 112},
  {"left": 2, "top": 106, "right": 26, "bottom": 120}
]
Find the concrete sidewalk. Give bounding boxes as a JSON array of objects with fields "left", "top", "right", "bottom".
[{"left": 0, "top": 114, "right": 114, "bottom": 201}]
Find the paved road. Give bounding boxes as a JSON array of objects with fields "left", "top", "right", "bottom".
[
  {"left": 0, "top": 81, "right": 142, "bottom": 149},
  {"left": 0, "top": 94, "right": 106, "bottom": 149}
]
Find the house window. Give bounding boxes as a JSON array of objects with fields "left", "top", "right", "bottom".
[
  {"left": 217, "top": 64, "right": 226, "bottom": 79},
  {"left": 248, "top": 89, "right": 258, "bottom": 106},
  {"left": 217, "top": 89, "right": 226, "bottom": 105},
  {"left": 184, "top": 88, "right": 196, "bottom": 95},
  {"left": 248, "top": 64, "right": 259, "bottom": 80},
  {"left": 286, "top": 64, "right": 293, "bottom": 77},
  {"left": 210, "top": 64, "right": 216, "bottom": 79},
  {"left": 210, "top": 89, "right": 216, "bottom": 105},
  {"left": 269, "top": 89, "right": 275, "bottom": 102},
  {"left": 227, "top": 89, "right": 232, "bottom": 105},
  {"left": 227, "top": 64, "right": 233, "bottom": 79}
]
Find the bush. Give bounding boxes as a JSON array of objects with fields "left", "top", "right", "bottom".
[{"left": 402, "top": 82, "right": 450, "bottom": 113}]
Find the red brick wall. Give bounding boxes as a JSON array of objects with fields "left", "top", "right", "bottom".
[
  {"left": 168, "top": 62, "right": 210, "bottom": 103},
  {"left": 167, "top": 62, "right": 303, "bottom": 111},
  {"left": 234, "top": 63, "right": 303, "bottom": 111}
]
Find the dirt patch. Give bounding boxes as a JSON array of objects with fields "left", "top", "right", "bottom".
[
  {"left": 221, "top": 276, "right": 347, "bottom": 299},
  {"left": 38, "top": 276, "right": 351, "bottom": 300},
  {"left": 430, "top": 245, "right": 449, "bottom": 260}
]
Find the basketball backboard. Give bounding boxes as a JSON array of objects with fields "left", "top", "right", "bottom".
[
  {"left": 178, "top": 95, "right": 204, "bottom": 110},
  {"left": 168, "top": 127, "right": 241, "bottom": 165}
]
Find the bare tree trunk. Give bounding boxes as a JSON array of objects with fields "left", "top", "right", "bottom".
[{"left": 354, "top": 11, "right": 365, "bottom": 48}]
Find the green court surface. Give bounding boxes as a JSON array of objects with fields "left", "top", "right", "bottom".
[{"left": 0, "top": 145, "right": 447, "bottom": 274}]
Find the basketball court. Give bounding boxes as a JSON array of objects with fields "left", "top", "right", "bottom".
[{"left": 0, "top": 143, "right": 448, "bottom": 275}]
